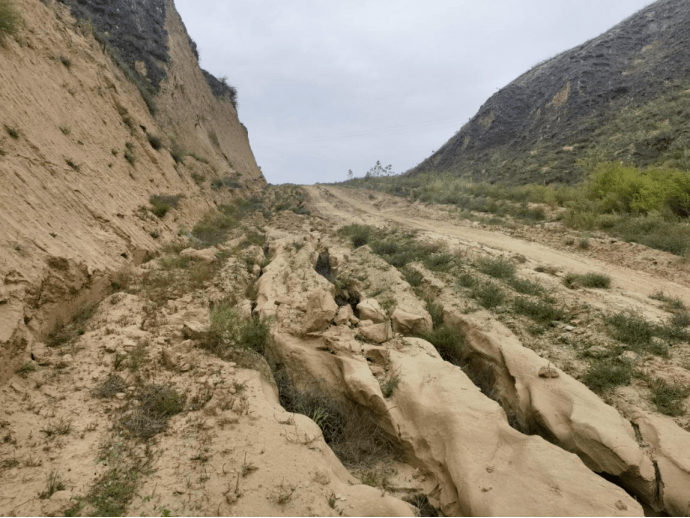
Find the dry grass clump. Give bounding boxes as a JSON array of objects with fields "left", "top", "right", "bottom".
[
  {"left": 149, "top": 194, "right": 183, "bottom": 218},
  {"left": 564, "top": 272, "right": 611, "bottom": 289},
  {"left": 120, "top": 384, "right": 185, "bottom": 439},
  {"left": 92, "top": 374, "right": 127, "bottom": 399},
  {"left": 274, "top": 371, "right": 402, "bottom": 470},
  {"left": 203, "top": 301, "right": 271, "bottom": 358}
]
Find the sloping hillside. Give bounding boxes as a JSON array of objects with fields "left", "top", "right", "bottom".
[
  {"left": 0, "top": 0, "right": 264, "bottom": 383},
  {"left": 411, "top": 0, "right": 690, "bottom": 184}
]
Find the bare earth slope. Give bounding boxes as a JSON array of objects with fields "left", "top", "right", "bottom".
[
  {"left": 0, "top": 0, "right": 264, "bottom": 385},
  {"left": 1, "top": 185, "right": 689, "bottom": 516}
]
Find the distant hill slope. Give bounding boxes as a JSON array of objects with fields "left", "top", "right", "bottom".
[{"left": 411, "top": 0, "right": 690, "bottom": 185}]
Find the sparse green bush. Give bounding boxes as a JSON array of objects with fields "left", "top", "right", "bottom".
[
  {"left": 421, "top": 325, "right": 466, "bottom": 365},
  {"left": 380, "top": 373, "right": 400, "bottom": 398},
  {"left": 339, "top": 224, "right": 372, "bottom": 248},
  {"left": 401, "top": 267, "right": 423, "bottom": 287},
  {"left": 0, "top": 0, "right": 21, "bottom": 38},
  {"left": 424, "top": 297, "right": 443, "bottom": 327},
  {"left": 508, "top": 277, "right": 544, "bottom": 295},
  {"left": 4, "top": 125, "right": 19, "bottom": 139},
  {"left": 423, "top": 251, "right": 455, "bottom": 272},
  {"left": 191, "top": 211, "right": 234, "bottom": 245},
  {"left": 205, "top": 302, "right": 270, "bottom": 357},
  {"left": 512, "top": 297, "right": 566, "bottom": 323},
  {"left": 650, "top": 378, "right": 689, "bottom": 416},
  {"left": 60, "top": 56, "right": 72, "bottom": 69},
  {"left": 149, "top": 194, "right": 182, "bottom": 218},
  {"left": 563, "top": 272, "right": 611, "bottom": 289},
  {"left": 583, "top": 359, "right": 632, "bottom": 394},
  {"left": 470, "top": 281, "right": 505, "bottom": 309},
  {"left": 121, "top": 384, "right": 185, "bottom": 439},
  {"left": 146, "top": 133, "right": 162, "bottom": 150},
  {"left": 671, "top": 311, "right": 690, "bottom": 328},
  {"left": 124, "top": 141, "right": 135, "bottom": 165},
  {"left": 475, "top": 256, "right": 515, "bottom": 279},
  {"left": 650, "top": 291, "right": 686, "bottom": 311},
  {"left": 606, "top": 311, "right": 671, "bottom": 355},
  {"left": 39, "top": 470, "right": 65, "bottom": 499},
  {"left": 457, "top": 272, "right": 476, "bottom": 288}
]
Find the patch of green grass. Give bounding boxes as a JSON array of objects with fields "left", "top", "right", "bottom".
[
  {"left": 15, "top": 361, "right": 37, "bottom": 377},
  {"left": 149, "top": 194, "right": 183, "bottom": 218},
  {"left": 4, "top": 125, "right": 19, "bottom": 139},
  {"left": 423, "top": 252, "right": 455, "bottom": 272},
  {"left": 650, "top": 291, "right": 686, "bottom": 311},
  {"left": 563, "top": 272, "right": 611, "bottom": 289},
  {"left": 456, "top": 272, "right": 476, "bottom": 288},
  {"left": 379, "top": 372, "right": 400, "bottom": 398},
  {"left": 65, "top": 159, "right": 80, "bottom": 172},
  {"left": 475, "top": 256, "right": 515, "bottom": 279},
  {"left": 582, "top": 359, "right": 632, "bottom": 394},
  {"left": 424, "top": 297, "right": 443, "bottom": 327},
  {"left": 41, "top": 418, "right": 72, "bottom": 437},
  {"left": 421, "top": 325, "right": 466, "bottom": 365},
  {"left": 0, "top": 0, "right": 21, "bottom": 38},
  {"left": 401, "top": 267, "right": 423, "bottom": 287},
  {"left": 470, "top": 281, "right": 506, "bottom": 309},
  {"left": 512, "top": 297, "right": 566, "bottom": 324},
  {"left": 606, "top": 311, "right": 670, "bottom": 355},
  {"left": 205, "top": 301, "right": 271, "bottom": 358},
  {"left": 88, "top": 439, "right": 142, "bottom": 516},
  {"left": 508, "top": 277, "right": 545, "bottom": 295},
  {"left": 650, "top": 378, "right": 689, "bottom": 416},
  {"left": 121, "top": 384, "right": 185, "bottom": 439},
  {"left": 39, "top": 470, "right": 65, "bottom": 499},
  {"left": 146, "top": 134, "right": 162, "bottom": 150},
  {"left": 339, "top": 224, "right": 373, "bottom": 248}
]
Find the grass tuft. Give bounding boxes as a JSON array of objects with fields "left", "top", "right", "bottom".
[
  {"left": 512, "top": 297, "right": 566, "bottom": 323},
  {"left": 475, "top": 256, "right": 515, "bottom": 279},
  {"left": 564, "top": 272, "right": 611, "bottom": 289},
  {"left": 149, "top": 194, "right": 182, "bottom": 218},
  {"left": 650, "top": 378, "right": 689, "bottom": 416},
  {"left": 470, "top": 281, "right": 505, "bottom": 309},
  {"left": 582, "top": 359, "right": 632, "bottom": 394}
]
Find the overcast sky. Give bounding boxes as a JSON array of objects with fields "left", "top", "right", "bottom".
[{"left": 175, "top": 0, "right": 654, "bottom": 185}]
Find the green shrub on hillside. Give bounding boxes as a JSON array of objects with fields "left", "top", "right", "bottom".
[
  {"left": 0, "top": 0, "right": 21, "bottom": 37},
  {"left": 584, "top": 162, "right": 690, "bottom": 217}
]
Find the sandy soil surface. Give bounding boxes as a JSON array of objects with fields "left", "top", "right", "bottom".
[{"left": 306, "top": 185, "right": 690, "bottom": 312}]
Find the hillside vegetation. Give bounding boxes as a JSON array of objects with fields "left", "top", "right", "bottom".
[
  {"left": 410, "top": 0, "right": 690, "bottom": 185},
  {"left": 343, "top": 160, "right": 690, "bottom": 257}
]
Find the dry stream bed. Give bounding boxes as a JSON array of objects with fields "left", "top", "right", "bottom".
[{"left": 1, "top": 185, "right": 689, "bottom": 516}]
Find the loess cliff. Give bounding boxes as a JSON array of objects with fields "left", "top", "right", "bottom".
[{"left": 0, "top": 0, "right": 264, "bottom": 384}]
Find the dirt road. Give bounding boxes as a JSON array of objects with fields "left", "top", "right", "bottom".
[{"left": 305, "top": 185, "right": 690, "bottom": 312}]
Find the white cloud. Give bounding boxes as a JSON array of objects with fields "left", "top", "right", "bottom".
[{"left": 176, "top": 0, "right": 654, "bottom": 184}]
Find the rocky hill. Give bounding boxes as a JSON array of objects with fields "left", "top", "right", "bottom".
[
  {"left": 0, "top": 0, "right": 264, "bottom": 384},
  {"left": 411, "top": 0, "right": 690, "bottom": 185}
]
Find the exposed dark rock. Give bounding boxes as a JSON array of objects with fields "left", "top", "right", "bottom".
[
  {"left": 411, "top": 0, "right": 690, "bottom": 184},
  {"left": 58, "top": 0, "right": 169, "bottom": 90}
]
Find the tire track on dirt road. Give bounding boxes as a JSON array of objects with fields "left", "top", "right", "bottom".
[{"left": 305, "top": 185, "right": 690, "bottom": 311}]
